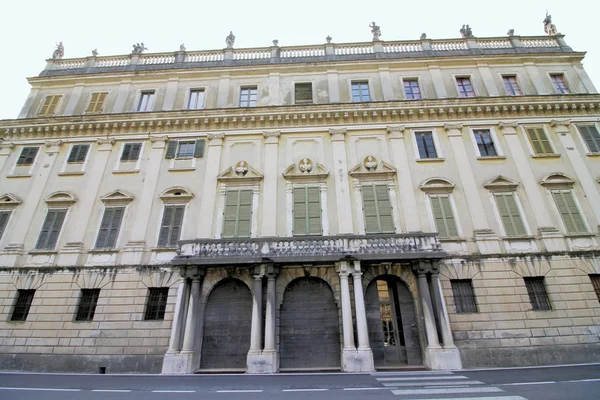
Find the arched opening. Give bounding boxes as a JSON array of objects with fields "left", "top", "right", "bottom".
[
  {"left": 279, "top": 277, "right": 341, "bottom": 370},
  {"left": 365, "top": 275, "right": 422, "bottom": 367},
  {"left": 200, "top": 278, "right": 252, "bottom": 370}
]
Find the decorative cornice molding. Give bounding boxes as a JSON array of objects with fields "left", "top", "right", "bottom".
[
  {"left": 443, "top": 123, "right": 464, "bottom": 131},
  {"left": 96, "top": 138, "right": 116, "bottom": 145},
  {"left": 44, "top": 140, "right": 63, "bottom": 147}
]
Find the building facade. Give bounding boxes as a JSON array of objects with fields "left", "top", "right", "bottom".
[{"left": 0, "top": 31, "right": 599, "bottom": 374}]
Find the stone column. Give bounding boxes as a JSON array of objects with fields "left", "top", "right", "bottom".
[
  {"left": 261, "top": 131, "right": 280, "bottom": 236},
  {"left": 338, "top": 264, "right": 355, "bottom": 350},
  {"left": 162, "top": 274, "right": 190, "bottom": 374},
  {"left": 417, "top": 268, "right": 441, "bottom": 349},
  {"left": 249, "top": 273, "right": 263, "bottom": 353},
  {"left": 180, "top": 273, "right": 202, "bottom": 373},
  {"left": 353, "top": 182, "right": 366, "bottom": 234},
  {"left": 261, "top": 265, "right": 279, "bottom": 373},
  {"left": 351, "top": 261, "right": 375, "bottom": 371},
  {"left": 197, "top": 133, "right": 224, "bottom": 238},
  {"left": 330, "top": 128, "right": 354, "bottom": 234},
  {"left": 429, "top": 272, "right": 455, "bottom": 348}
]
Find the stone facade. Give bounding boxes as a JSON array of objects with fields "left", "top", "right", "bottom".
[{"left": 0, "top": 33, "right": 599, "bottom": 373}]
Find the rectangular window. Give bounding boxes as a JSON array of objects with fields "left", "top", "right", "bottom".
[
  {"left": 502, "top": 76, "right": 522, "bottom": 96},
  {"left": 120, "top": 143, "right": 142, "bottom": 162},
  {"left": 144, "top": 287, "right": 169, "bottom": 320},
  {"left": 222, "top": 189, "right": 253, "bottom": 238},
  {"left": 294, "top": 83, "right": 313, "bottom": 104},
  {"left": 35, "top": 209, "right": 67, "bottom": 250},
  {"left": 415, "top": 131, "right": 438, "bottom": 159},
  {"left": 158, "top": 205, "right": 185, "bottom": 247},
  {"left": 165, "top": 139, "right": 205, "bottom": 159},
  {"left": 293, "top": 187, "right": 322, "bottom": 236},
  {"left": 16, "top": 147, "right": 39, "bottom": 166},
  {"left": 187, "top": 89, "right": 205, "bottom": 110},
  {"left": 10, "top": 289, "right": 35, "bottom": 322},
  {"left": 38, "top": 95, "right": 62, "bottom": 116},
  {"left": 551, "top": 191, "right": 588, "bottom": 234},
  {"left": 351, "top": 81, "right": 371, "bottom": 102},
  {"left": 362, "top": 184, "right": 394, "bottom": 234},
  {"left": 239, "top": 87, "right": 258, "bottom": 107},
  {"left": 473, "top": 129, "right": 498, "bottom": 156},
  {"left": 0, "top": 210, "right": 10, "bottom": 242},
  {"left": 403, "top": 79, "right": 422, "bottom": 100},
  {"left": 456, "top": 77, "right": 475, "bottom": 97},
  {"left": 576, "top": 125, "right": 600, "bottom": 153},
  {"left": 137, "top": 91, "right": 155, "bottom": 111},
  {"left": 590, "top": 275, "right": 600, "bottom": 303},
  {"left": 451, "top": 280, "right": 477, "bottom": 313},
  {"left": 75, "top": 289, "right": 100, "bottom": 322},
  {"left": 429, "top": 195, "right": 458, "bottom": 238},
  {"left": 524, "top": 277, "right": 552, "bottom": 311},
  {"left": 85, "top": 92, "right": 108, "bottom": 113},
  {"left": 550, "top": 74, "right": 569, "bottom": 94},
  {"left": 525, "top": 127, "right": 553, "bottom": 155},
  {"left": 67, "top": 144, "right": 90, "bottom": 164},
  {"left": 494, "top": 192, "right": 527, "bottom": 236},
  {"left": 95, "top": 207, "right": 125, "bottom": 249}
]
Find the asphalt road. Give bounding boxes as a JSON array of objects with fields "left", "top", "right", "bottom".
[{"left": 0, "top": 363, "right": 598, "bottom": 399}]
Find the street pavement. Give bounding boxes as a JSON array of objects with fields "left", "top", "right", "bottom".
[{"left": 0, "top": 363, "right": 598, "bottom": 399}]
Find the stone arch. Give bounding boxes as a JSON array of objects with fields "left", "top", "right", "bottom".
[
  {"left": 440, "top": 259, "right": 483, "bottom": 280},
  {"left": 362, "top": 263, "right": 418, "bottom": 300},
  {"left": 276, "top": 265, "right": 339, "bottom": 310},
  {"left": 201, "top": 267, "right": 254, "bottom": 303}
]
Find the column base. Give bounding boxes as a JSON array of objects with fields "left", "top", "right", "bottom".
[
  {"left": 341, "top": 348, "right": 375, "bottom": 372},
  {"left": 424, "top": 346, "right": 462, "bottom": 370},
  {"left": 247, "top": 350, "right": 278, "bottom": 374},
  {"left": 161, "top": 351, "right": 197, "bottom": 374}
]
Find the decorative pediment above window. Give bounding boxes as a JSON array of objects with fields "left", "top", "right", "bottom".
[
  {"left": 349, "top": 156, "right": 396, "bottom": 180},
  {"left": 282, "top": 158, "right": 329, "bottom": 182},
  {"left": 99, "top": 190, "right": 135, "bottom": 205},
  {"left": 0, "top": 193, "right": 22, "bottom": 209},
  {"left": 44, "top": 191, "right": 77, "bottom": 206},
  {"left": 419, "top": 178, "right": 456, "bottom": 193},
  {"left": 159, "top": 187, "right": 194, "bottom": 204},
  {"left": 483, "top": 176, "right": 520, "bottom": 191},
  {"left": 217, "top": 161, "right": 263, "bottom": 184},
  {"left": 540, "top": 172, "right": 576, "bottom": 188}
]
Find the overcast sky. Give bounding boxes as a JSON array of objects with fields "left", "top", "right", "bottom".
[{"left": 0, "top": 0, "right": 597, "bottom": 120}]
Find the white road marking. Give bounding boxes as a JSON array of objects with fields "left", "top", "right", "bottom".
[
  {"left": 217, "top": 389, "right": 263, "bottom": 393},
  {"left": 92, "top": 389, "right": 132, "bottom": 392},
  {"left": 0, "top": 387, "right": 82, "bottom": 392},
  {"left": 376, "top": 375, "right": 468, "bottom": 381},
  {"left": 565, "top": 378, "right": 600, "bottom": 383},
  {"left": 391, "top": 387, "right": 504, "bottom": 395},
  {"left": 500, "top": 381, "right": 556, "bottom": 386},
  {"left": 282, "top": 388, "right": 329, "bottom": 392},
  {"left": 400, "top": 397, "right": 527, "bottom": 400},
  {"left": 372, "top": 371, "right": 453, "bottom": 375},
  {"left": 382, "top": 380, "right": 483, "bottom": 387},
  {"left": 152, "top": 390, "right": 196, "bottom": 393},
  {"left": 343, "top": 387, "right": 391, "bottom": 391}
]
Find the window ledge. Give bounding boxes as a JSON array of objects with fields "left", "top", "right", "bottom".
[
  {"left": 502, "top": 235, "right": 535, "bottom": 240},
  {"left": 88, "top": 248, "right": 118, "bottom": 253},
  {"left": 439, "top": 237, "right": 466, "bottom": 242},
  {"left": 476, "top": 156, "right": 507, "bottom": 161},
  {"left": 6, "top": 174, "right": 32, "bottom": 179},
  {"left": 531, "top": 153, "right": 561, "bottom": 159},
  {"left": 586, "top": 152, "right": 600, "bottom": 157},
  {"left": 564, "top": 233, "right": 595, "bottom": 238},
  {"left": 58, "top": 171, "right": 85, "bottom": 176},
  {"left": 168, "top": 167, "right": 196, "bottom": 172},
  {"left": 29, "top": 250, "right": 58, "bottom": 255},
  {"left": 112, "top": 169, "right": 140, "bottom": 175},
  {"left": 416, "top": 158, "right": 445, "bottom": 163},
  {"left": 150, "top": 247, "right": 178, "bottom": 252}
]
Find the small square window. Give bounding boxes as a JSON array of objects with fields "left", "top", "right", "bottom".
[
  {"left": 590, "top": 275, "right": 600, "bottom": 303},
  {"left": 550, "top": 74, "right": 569, "bottom": 94},
  {"left": 524, "top": 277, "right": 551, "bottom": 311},
  {"left": 144, "top": 287, "right": 169, "bottom": 320},
  {"left": 86, "top": 92, "right": 108, "bottom": 114},
  {"left": 351, "top": 81, "right": 371, "bottom": 102},
  {"left": 75, "top": 289, "right": 100, "bottom": 322},
  {"left": 137, "top": 91, "right": 155, "bottom": 112},
  {"left": 11, "top": 289, "right": 35, "bottom": 322},
  {"left": 176, "top": 142, "right": 196, "bottom": 158},
  {"left": 38, "top": 95, "right": 62, "bottom": 116},
  {"left": 120, "top": 143, "right": 142, "bottom": 162},
  {"left": 240, "top": 87, "right": 258, "bottom": 107},
  {"left": 16, "top": 147, "right": 39, "bottom": 166},
  {"left": 67, "top": 144, "right": 90, "bottom": 164},
  {"left": 473, "top": 129, "right": 498, "bottom": 157},
  {"left": 415, "top": 131, "right": 437, "bottom": 158},
  {"left": 456, "top": 77, "right": 476, "bottom": 97},
  {"left": 403, "top": 79, "right": 422, "bottom": 100},
  {"left": 188, "top": 89, "right": 205, "bottom": 110},
  {"left": 576, "top": 125, "right": 600, "bottom": 153},
  {"left": 502, "top": 76, "right": 522, "bottom": 96},
  {"left": 294, "top": 83, "right": 313, "bottom": 104},
  {"left": 451, "top": 280, "right": 477, "bottom": 313}
]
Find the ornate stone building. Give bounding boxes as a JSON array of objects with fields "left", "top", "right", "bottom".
[{"left": 0, "top": 29, "right": 599, "bottom": 374}]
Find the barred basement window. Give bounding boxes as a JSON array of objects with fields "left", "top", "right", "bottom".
[
  {"left": 294, "top": 83, "right": 313, "bottom": 104},
  {"left": 75, "top": 289, "right": 100, "bottom": 322},
  {"left": 10, "top": 289, "right": 35, "bottom": 322},
  {"left": 16, "top": 147, "right": 39, "bottom": 166},
  {"left": 67, "top": 144, "right": 90, "bottom": 164},
  {"left": 590, "top": 275, "right": 600, "bottom": 303},
  {"left": 451, "top": 280, "right": 477, "bottom": 313},
  {"left": 524, "top": 277, "right": 552, "bottom": 311},
  {"left": 144, "top": 287, "right": 169, "bottom": 320}
]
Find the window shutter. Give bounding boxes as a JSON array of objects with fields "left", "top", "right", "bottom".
[
  {"left": 39, "top": 96, "right": 52, "bottom": 115},
  {"left": 375, "top": 185, "right": 394, "bottom": 233},
  {"left": 67, "top": 146, "right": 78, "bottom": 163},
  {"left": 579, "top": 125, "right": 600, "bottom": 153},
  {"left": 121, "top": 144, "right": 132, "bottom": 161},
  {"left": 362, "top": 185, "right": 379, "bottom": 234},
  {"left": 18, "top": 147, "right": 39, "bottom": 165},
  {"left": 194, "top": 139, "right": 205, "bottom": 158},
  {"left": 165, "top": 141, "right": 177, "bottom": 159},
  {"left": 106, "top": 207, "right": 124, "bottom": 248},
  {"left": 0, "top": 211, "right": 11, "bottom": 241},
  {"left": 552, "top": 191, "right": 587, "bottom": 233},
  {"left": 95, "top": 208, "right": 113, "bottom": 248},
  {"left": 495, "top": 193, "right": 526, "bottom": 236},
  {"left": 430, "top": 196, "right": 457, "bottom": 238},
  {"left": 158, "top": 206, "right": 174, "bottom": 247},
  {"left": 36, "top": 210, "right": 56, "bottom": 249},
  {"left": 222, "top": 191, "right": 239, "bottom": 238},
  {"left": 237, "top": 190, "right": 253, "bottom": 237},
  {"left": 169, "top": 206, "right": 184, "bottom": 246},
  {"left": 293, "top": 188, "right": 307, "bottom": 236},
  {"left": 45, "top": 210, "right": 66, "bottom": 250},
  {"left": 562, "top": 191, "right": 587, "bottom": 233},
  {"left": 86, "top": 93, "right": 99, "bottom": 113},
  {"left": 307, "top": 187, "right": 322, "bottom": 235},
  {"left": 526, "top": 128, "right": 552, "bottom": 154},
  {"left": 130, "top": 143, "right": 142, "bottom": 160},
  {"left": 68, "top": 144, "right": 89, "bottom": 163}
]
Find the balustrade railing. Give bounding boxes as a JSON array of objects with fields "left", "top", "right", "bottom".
[
  {"left": 281, "top": 47, "right": 326, "bottom": 58},
  {"left": 96, "top": 57, "right": 131, "bottom": 67},
  {"left": 185, "top": 52, "right": 224, "bottom": 62},
  {"left": 431, "top": 40, "right": 469, "bottom": 51},
  {"left": 53, "top": 60, "right": 86, "bottom": 70},
  {"left": 521, "top": 38, "right": 559, "bottom": 48},
  {"left": 140, "top": 54, "right": 176, "bottom": 64},
  {"left": 233, "top": 49, "right": 271, "bottom": 60},
  {"left": 476, "top": 39, "right": 512, "bottom": 49},
  {"left": 383, "top": 42, "right": 422, "bottom": 52},
  {"left": 335, "top": 44, "right": 374, "bottom": 55}
]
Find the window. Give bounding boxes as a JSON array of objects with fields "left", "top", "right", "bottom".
[
  {"left": 165, "top": 139, "right": 205, "bottom": 159},
  {"left": 158, "top": 205, "right": 185, "bottom": 247},
  {"left": 473, "top": 129, "right": 498, "bottom": 157},
  {"left": 75, "top": 289, "right": 100, "bottom": 322},
  {"left": 187, "top": 89, "right": 205, "bottom": 110},
  {"left": 144, "top": 288, "right": 169, "bottom": 320},
  {"left": 429, "top": 195, "right": 458, "bottom": 238},
  {"left": 35, "top": 209, "right": 67, "bottom": 250},
  {"left": 67, "top": 144, "right": 90, "bottom": 164},
  {"left": 451, "top": 280, "right": 477, "bottom": 313},
  {"left": 293, "top": 187, "right": 322, "bottom": 236},
  {"left": 550, "top": 74, "right": 569, "bottom": 94},
  {"left": 502, "top": 76, "right": 522, "bottom": 96},
  {"left": 222, "top": 189, "right": 253, "bottom": 238},
  {"left": 176, "top": 142, "right": 195, "bottom": 158},
  {"left": 456, "top": 77, "right": 475, "bottom": 97},
  {"left": 403, "top": 79, "right": 422, "bottom": 100},
  {"left": 0, "top": 210, "right": 10, "bottom": 242},
  {"left": 525, "top": 127, "right": 553, "bottom": 155},
  {"left": 239, "top": 87, "right": 258, "bottom": 107},
  {"left": 362, "top": 184, "right": 394, "bottom": 234},
  {"left": 415, "top": 131, "right": 438, "bottom": 159},
  {"left": 137, "top": 91, "right": 155, "bottom": 111},
  {"left": 551, "top": 191, "right": 587, "bottom": 234},
  {"left": 351, "top": 81, "right": 371, "bottom": 102},
  {"left": 38, "top": 95, "right": 62, "bottom": 116},
  {"left": 494, "top": 193, "right": 526, "bottom": 236},
  {"left": 524, "top": 277, "right": 551, "bottom": 311},
  {"left": 590, "top": 275, "right": 600, "bottom": 302},
  {"left": 95, "top": 207, "right": 125, "bottom": 249},
  {"left": 16, "top": 147, "right": 39, "bottom": 166},
  {"left": 120, "top": 143, "right": 142, "bottom": 162},
  {"left": 10, "top": 289, "right": 35, "bottom": 322},
  {"left": 86, "top": 92, "right": 108, "bottom": 113},
  {"left": 576, "top": 125, "right": 600, "bottom": 153},
  {"left": 294, "top": 83, "right": 313, "bottom": 104}
]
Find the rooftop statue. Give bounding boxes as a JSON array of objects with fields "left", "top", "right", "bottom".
[
  {"left": 52, "top": 42, "right": 64, "bottom": 59},
  {"left": 180, "top": 43, "right": 186, "bottom": 52},
  {"left": 543, "top": 11, "right": 558, "bottom": 36},
  {"left": 507, "top": 29, "right": 515, "bottom": 36},
  {"left": 92, "top": 48, "right": 98, "bottom": 57},
  {"left": 460, "top": 25, "right": 474, "bottom": 38},
  {"left": 326, "top": 35, "right": 332, "bottom": 43},
  {"left": 226, "top": 31, "right": 236, "bottom": 49},
  {"left": 369, "top": 22, "right": 381, "bottom": 41},
  {"left": 132, "top": 43, "right": 147, "bottom": 54},
  {"left": 420, "top": 33, "right": 427, "bottom": 40}
]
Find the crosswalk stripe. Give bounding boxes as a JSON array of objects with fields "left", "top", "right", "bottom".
[
  {"left": 399, "top": 397, "right": 528, "bottom": 400},
  {"left": 382, "top": 380, "right": 483, "bottom": 387},
  {"left": 372, "top": 371, "right": 453, "bottom": 376},
  {"left": 376, "top": 375, "right": 469, "bottom": 381},
  {"left": 391, "top": 387, "right": 505, "bottom": 395}
]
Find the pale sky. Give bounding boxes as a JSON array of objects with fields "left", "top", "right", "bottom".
[{"left": 0, "top": 0, "right": 598, "bottom": 120}]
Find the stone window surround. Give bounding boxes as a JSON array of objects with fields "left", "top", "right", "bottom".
[
  {"left": 420, "top": 178, "right": 464, "bottom": 240},
  {"left": 8, "top": 145, "right": 41, "bottom": 177},
  {"left": 468, "top": 126, "right": 505, "bottom": 158},
  {"left": 59, "top": 142, "right": 92, "bottom": 175},
  {"left": 36, "top": 93, "right": 64, "bottom": 117},
  {"left": 153, "top": 187, "right": 194, "bottom": 249},
  {"left": 400, "top": 76, "right": 425, "bottom": 100},
  {"left": 410, "top": 128, "right": 444, "bottom": 161},
  {"left": 113, "top": 141, "right": 145, "bottom": 173},
  {"left": 91, "top": 190, "right": 134, "bottom": 252},
  {"left": 519, "top": 124, "right": 560, "bottom": 158}
]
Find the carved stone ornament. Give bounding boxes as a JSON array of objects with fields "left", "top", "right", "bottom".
[
  {"left": 363, "top": 156, "right": 378, "bottom": 171},
  {"left": 498, "top": 121, "right": 520, "bottom": 130},
  {"left": 326, "top": 35, "right": 332, "bottom": 44},
  {"left": 235, "top": 160, "right": 249, "bottom": 176},
  {"left": 207, "top": 132, "right": 225, "bottom": 141},
  {"left": 329, "top": 128, "right": 347, "bottom": 136},
  {"left": 298, "top": 158, "right": 313, "bottom": 174},
  {"left": 443, "top": 123, "right": 464, "bottom": 131},
  {"left": 543, "top": 11, "right": 558, "bottom": 36},
  {"left": 369, "top": 22, "right": 381, "bottom": 41},
  {"left": 226, "top": 31, "right": 236, "bottom": 49},
  {"left": 132, "top": 43, "right": 147, "bottom": 54},
  {"left": 52, "top": 42, "right": 64, "bottom": 59},
  {"left": 92, "top": 48, "right": 98, "bottom": 57},
  {"left": 263, "top": 130, "right": 281, "bottom": 138}
]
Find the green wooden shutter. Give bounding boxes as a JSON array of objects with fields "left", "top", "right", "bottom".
[
  {"left": 0, "top": 211, "right": 10, "bottom": 241},
  {"left": 68, "top": 144, "right": 89, "bottom": 163},
  {"left": 237, "top": 190, "right": 253, "bottom": 238},
  {"left": 375, "top": 185, "right": 394, "bottom": 233},
  {"left": 36, "top": 209, "right": 66, "bottom": 250},
  {"left": 17, "top": 147, "right": 39, "bottom": 165},
  {"left": 194, "top": 139, "right": 205, "bottom": 158},
  {"left": 169, "top": 206, "right": 184, "bottom": 245},
  {"left": 430, "top": 195, "right": 458, "bottom": 238},
  {"left": 552, "top": 191, "right": 587, "bottom": 233},
  {"left": 293, "top": 188, "right": 307, "bottom": 236},
  {"left": 526, "top": 128, "right": 552, "bottom": 155},
  {"left": 578, "top": 125, "right": 600, "bottom": 153},
  {"left": 95, "top": 207, "right": 124, "bottom": 248},
  {"left": 130, "top": 143, "right": 142, "bottom": 160},
  {"left": 293, "top": 187, "right": 322, "bottom": 236},
  {"left": 362, "top": 184, "right": 394, "bottom": 234},
  {"left": 121, "top": 144, "right": 132, "bottom": 161},
  {"left": 222, "top": 191, "right": 239, "bottom": 238},
  {"left": 158, "top": 206, "right": 174, "bottom": 247},
  {"left": 165, "top": 141, "right": 177, "bottom": 159},
  {"left": 222, "top": 190, "right": 253, "bottom": 238},
  {"left": 494, "top": 193, "right": 526, "bottom": 236},
  {"left": 362, "top": 185, "right": 379, "bottom": 234}
]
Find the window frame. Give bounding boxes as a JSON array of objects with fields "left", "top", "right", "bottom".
[
  {"left": 85, "top": 92, "right": 109, "bottom": 114},
  {"left": 501, "top": 75, "right": 523, "bottom": 96},
  {"left": 293, "top": 82, "right": 314, "bottom": 105},
  {"left": 37, "top": 94, "right": 63, "bottom": 116},
  {"left": 350, "top": 80, "right": 372, "bottom": 102},
  {"left": 157, "top": 204, "right": 186, "bottom": 248},
  {"left": 524, "top": 277, "right": 552, "bottom": 311},
  {"left": 401, "top": 77, "right": 423, "bottom": 100},
  {"left": 470, "top": 127, "right": 503, "bottom": 157},
  {"left": 136, "top": 90, "right": 156, "bottom": 112},
  {"left": 144, "top": 287, "right": 169, "bottom": 321},
  {"left": 239, "top": 86, "right": 258, "bottom": 107},
  {"left": 450, "top": 279, "right": 478, "bottom": 313},
  {"left": 548, "top": 73, "right": 570, "bottom": 94},
  {"left": 548, "top": 189, "right": 590, "bottom": 234},
  {"left": 522, "top": 125, "right": 556, "bottom": 156},
  {"left": 454, "top": 76, "right": 477, "bottom": 98},
  {"left": 490, "top": 191, "right": 530, "bottom": 237},
  {"left": 426, "top": 194, "right": 461, "bottom": 239},
  {"left": 10, "top": 289, "right": 35, "bottom": 322},
  {"left": 412, "top": 130, "right": 442, "bottom": 160},
  {"left": 75, "top": 289, "right": 100, "bottom": 322},
  {"left": 35, "top": 208, "right": 68, "bottom": 251},
  {"left": 575, "top": 123, "right": 600, "bottom": 154},
  {"left": 187, "top": 88, "right": 206, "bottom": 110}
]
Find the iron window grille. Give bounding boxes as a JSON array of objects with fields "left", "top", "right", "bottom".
[
  {"left": 524, "top": 277, "right": 552, "bottom": 311},
  {"left": 144, "top": 288, "right": 169, "bottom": 320},
  {"left": 451, "top": 280, "right": 477, "bottom": 313},
  {"left": 75, "top": 289, "right": 100, "bottom": 321},
  {"left": 11, "top": 289, "right": 35, "bottom": 322}
]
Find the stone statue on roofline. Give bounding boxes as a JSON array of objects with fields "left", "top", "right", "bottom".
[
  {"left": 92, "top": 48, "right": 98, "bottom": 57},
  {"left": 132, "top": 43, "right": 147, "bottom": 54},
  {"left": 52, "top": 42, "right": 64, "bottom": 59},
  {"left": 369, "top": 22, "right": 381, "bottom": 41},
  {"left": 460, "top": 25, "right": 474, "bottom": 38},
  {"left": 543, "top": 11, "right": 558, "bottom": 36},
  {"left": 180, "top": 43, "right": 186, "bottom": 52},
  {"left": 226, "top": 31, "right": 235, "bottom": 48}
]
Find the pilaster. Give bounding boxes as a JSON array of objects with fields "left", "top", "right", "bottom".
[
  {"left": 162, "top": 273, "right": 190, "bottom": 374},
  {"left": 0, "top": 141, "right": 15, "bottom": 173},
  {"left": 524, "top": 62, "right": 549, "bottom": 95},
  {"left": 427, "top": 65, "right": 447, "bottom": 98},
  {"left": 178, "top": 267, "right": 205, "bottom": 373},
  {"left": 327, "top": 70, "right": 340, "bottom": 103},
  {"left": 216, "top": 75, "right": 231, "bottom": 108},
  {"left": 197, "top": 133, "right": 224, "bottom": 238},
  {"left": 261, "top": 131, "right": 280, "bottom": 236},
  {"left": 63, "top": 83, "right": 85, "bottom": 115},
  {"left": 330, "top": 128, "right": 354, "bottom": 234},
  {"left": 378, "top": 67, "right": 395, "bottom": 101},
  {"left": 162, "top": 77, "right": 180, "bottom": 111},
  {"left": 476, "top": 63, "right": 499, "bottom": 96},
  {"left": 111, "top": 79, "right": 132, "bottom": 113}
]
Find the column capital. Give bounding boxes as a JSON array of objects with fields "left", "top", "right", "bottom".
[
  {"left": 150, "top": 135, "right": 169, "bottom": 149},
  {"left": 498, "top": 121, "right": 520, "bottom": 129},
  {"left": 207, "top": 132, "right": 225, "bottom": 141},
  {"left": 443, "top": 123, "right": 464, "bottom": 132},
  {"left": 263, "top": 130, "right": 281, "bottom": 144},
  {"left": 264, "top": 264, "right": 280, "bottom": 278},
  {"left": 44, "top": 140, "right": 63, "bottom": 153},
  {"left": 0, "top": 141, "right": 14, "bottom": 156},
  {"left": 386, "top": 125, "right": 406, "bottom": 139},
  {"left": 336, "top": 260, "right": 351, "bottom": 274},
  {"left": 329, "top": 127, "right": 347, "bottom": 141},
  {"left": 412, "top": 260, "right": 434, "bottom": 275},
  {"left": 183, "top": 265, "right": 206, "bottom": 279},
  {"left": 550, "top": 119, "right": 572, "bottom": 133}
]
